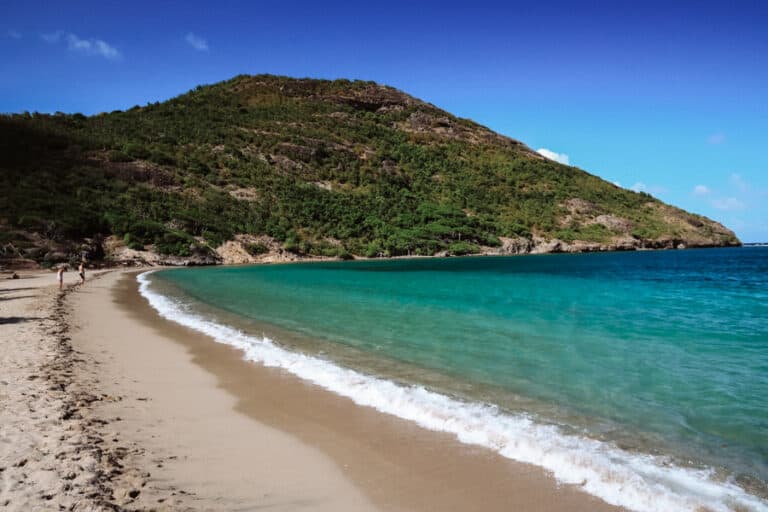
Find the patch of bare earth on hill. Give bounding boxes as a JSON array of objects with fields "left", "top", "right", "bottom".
[
  {"left": 226, "top": 187, "right": 261, "bottom": 202},
  {"left": 85, "top": 152, "right": 178, "bottom": 191},
  {"left": 397, "top": 111, "right": 536, "bottom": 153}
]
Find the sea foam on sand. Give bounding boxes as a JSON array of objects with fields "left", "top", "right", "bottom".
[{"left": 137, "top": 271, "right": 767, "bottom": 512}]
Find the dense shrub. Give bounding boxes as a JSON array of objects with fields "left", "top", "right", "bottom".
[{"left": 245, "top": 242, "right": 268, "bottom": 255}]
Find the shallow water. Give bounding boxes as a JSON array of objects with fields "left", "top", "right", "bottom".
[{"left": 143, "top": 247, "right": 768, "bottom": 511}]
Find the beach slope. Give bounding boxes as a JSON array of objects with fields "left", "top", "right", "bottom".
[{"left": 2, "top": 269, "right": 623, "bottom": 511}]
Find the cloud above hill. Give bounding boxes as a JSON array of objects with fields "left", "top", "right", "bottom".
[
  {"left": 42, "top": 31, "right": 121, "bottom": 60},
  {"left": 185, "top": 32, "right": 209, "bottom": 51},
  {"left": 693, "top": 185, "right": 710, "bottom": 196},
  {"left": 536, "top": 148, "right": 569, "bottom": 165}
]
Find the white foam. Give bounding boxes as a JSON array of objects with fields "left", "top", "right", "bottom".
[{"left": 137, "top": 271, "right": 767, "bottom": 512}]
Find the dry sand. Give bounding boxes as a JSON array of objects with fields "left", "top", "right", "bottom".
[
  {"left": 0, "top": 269, "right": 157, "bottom": 511},
  {"left": 1, "top": 268, "right": 625, "bottom": 511}
]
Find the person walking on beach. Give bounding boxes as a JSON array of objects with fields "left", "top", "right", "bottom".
[
  {"left": 78, "top": 262, "right": 85, "bottom": 284},
  {"left": 57, "top": 266, "right": 65, "bottom": 290}
]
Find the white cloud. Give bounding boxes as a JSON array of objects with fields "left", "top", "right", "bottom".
[
  {"left": 66, "top": 34, "right": 120, "bottom": 59},
  {"left": 185, "top": 32, "right": 208, "bottom": 51},
  {"left": 707, "top": 133, "right": 726, "bottom": 145},
  {"left": 693, "top": 185, "right": 710, "bottom": 196},
  {"left": 7, "top": 30, "right": 21, "bottom": 39},
  {"left": 711, "top": 197, "right": 746, "bottom": 211},
  {"left": 536, "top": 148, "right": 569, "bottom": 165},
  {"left": 631, "top": 182, "right": 667, "bottom": 195},
  {"left": 729, "top": 173, "right": 748, "bottom": 193},
  {"left": 612, "top": 181, "right": 622, "bottom": 187},
  {"left": 42, "top": 31, "right": 121, "bottom": 60}
]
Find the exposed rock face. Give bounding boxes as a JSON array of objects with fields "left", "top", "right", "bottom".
[
  {"left": 589, "top": 215, "right": 633, "bottom": 232},
  {"left": 227, "top": 187, "right": 261, "bottom": 201},
  {"left": 485, "top": 237, "right": 535, "bottom": 255},
  {"left": 0, "top": 229, "right": 106, "bottom": 268},
  {"left": 563, "top": 198, "right": 599, "bottom": 215},
  {"left": 480, "top": 231, "right": 739, "bottom": 258},
  {"left": 215, "top": 234, "right": 338, "bottom": 265},
  {"left": 322, "top": 83, "right": 425, "bottom": 112},
  {"left": 398, "top": 111, "right": 537, "bottom": 152},
  {"left": 215, "top": 234, "right": 284, "bottom": 265},
  {"left": 553, "top": 197, "right": 739, "bottom": 252},
  {"left": 103, "top": 236, "right": 221, "bottom": 267}
]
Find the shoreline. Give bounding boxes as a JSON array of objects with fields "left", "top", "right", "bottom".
[
  {"left": 3, "top": 265, "right": 765, "bottom": 510},
  {"left": 106, "top": 270, "right": 623, "bottom": 511},
  {"left": 138, "top": 264, "right": 768, "bottom": 512},
  {"left": 0, "top": 240, "right": 743, "bottom": 273},
  {"left": 0, "top": 268, "right": 627, "bottom": 510}
]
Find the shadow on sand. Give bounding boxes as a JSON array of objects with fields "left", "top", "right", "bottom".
[{"left": 0, "top": 316, "right": 44, "bottom": 325}]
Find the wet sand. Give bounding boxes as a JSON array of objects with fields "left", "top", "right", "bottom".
[
  {"left": 70, "top": 270, "right": 623, "bottom": 511},
  {"left": 1, "top": 268, "right": 624, "bottom": 510}
]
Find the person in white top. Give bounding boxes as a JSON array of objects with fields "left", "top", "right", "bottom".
[{"left": 57, "top": 266, "right": 65, "bottom": 290}]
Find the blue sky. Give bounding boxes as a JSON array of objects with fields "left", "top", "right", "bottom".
[{"left": 2, "top": 1, "right": 767, "bottom": 241}]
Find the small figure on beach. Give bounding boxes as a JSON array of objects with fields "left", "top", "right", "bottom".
[
  {"left": 57, "top": 266, "right": 65, "bottom": 290},
  {"left": 78, "top": 262, "right": 85, "bottom": 284}
]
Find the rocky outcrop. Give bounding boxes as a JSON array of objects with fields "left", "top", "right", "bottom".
[
  {"left": 215, "top": 234, "right": 284, "bottom": 265},
  {"left": 483, "top": 237, "right": 535, "bottom": 255},
  {"left": 215, "top": 234, "right": 339, "bottom": 265},
  {"left": 0, "top": 230, "right": 107, "bottom": 268},
  {"left": 102, "top": 236, "right": 220, "bottom": 267},
  {"left": 480, "top": 232, "right": 739, "bottom": 258}
]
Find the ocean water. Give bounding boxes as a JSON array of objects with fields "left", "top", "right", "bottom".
[{"left": 139, "top": 248, "right": 768, "bottom": 512}]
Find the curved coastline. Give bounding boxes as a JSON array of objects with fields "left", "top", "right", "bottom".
[
  {"left": 138, "top": 269, "right": 767, "bottom": 512},
  {"left": 102, "top": 269, "right": 625, "bottom": 512}
]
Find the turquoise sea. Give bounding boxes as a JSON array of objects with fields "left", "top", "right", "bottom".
[{"left": 140, "top": 247, "right": 768, "bottom": 512}]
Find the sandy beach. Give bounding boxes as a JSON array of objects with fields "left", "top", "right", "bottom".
[{"left": 1, "top": 268, "right": 623, "bottom": 511}]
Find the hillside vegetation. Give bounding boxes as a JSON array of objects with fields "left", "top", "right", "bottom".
[{"left": 0, "top": 74, "right": 739, "bottom": 266}]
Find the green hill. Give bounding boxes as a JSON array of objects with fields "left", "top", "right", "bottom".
[{"left": 0, "top": 74, "right": 739, "bottom": 266}]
